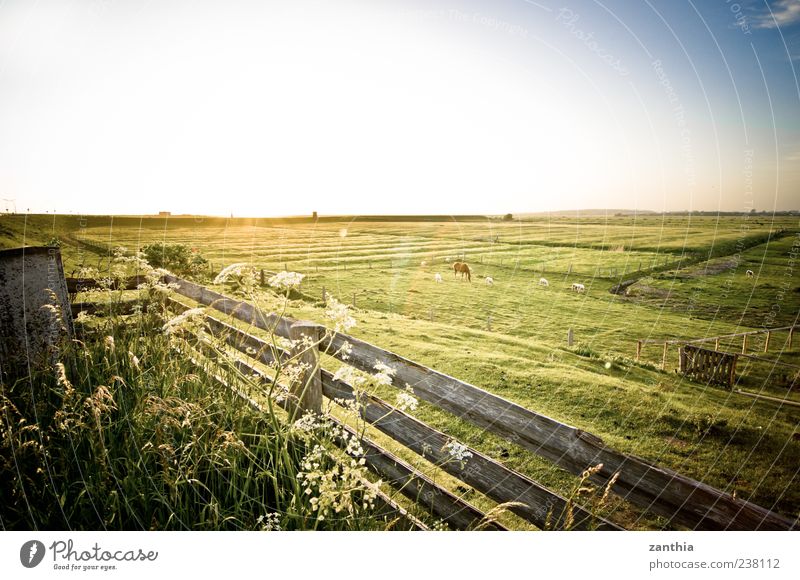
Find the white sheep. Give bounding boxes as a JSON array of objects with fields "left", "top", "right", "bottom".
[
  {"left": 434, "top": 273, "right": 442, "bottom": 283},
  {"left": 746, "top": 269, "right": 754, "bottom": 277},
  {"left": 539, "top": 277, "right": 549, "bottom": 287},
  {"left": 485, "top": 277, "right": 494, "bottom": 285},
  {"left": 571, "top": 282, "right": 585, "bottom": 293}
]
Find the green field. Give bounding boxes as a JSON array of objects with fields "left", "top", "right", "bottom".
[{"left": 2, "top": 212, "right": 799, "bottom": 528}]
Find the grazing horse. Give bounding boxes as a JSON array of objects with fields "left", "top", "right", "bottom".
[{"left": 453, "top": 262, "right": 471, "bottom": 282}]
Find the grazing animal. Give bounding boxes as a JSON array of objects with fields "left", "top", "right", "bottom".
[
  {"left": 571, "top": 283, "right": 586, "bottom": 293},
  {"left": 434, "top": 273, "right": 442, "bottom": 283},
  {"left": 746, "top": 269, "right": 754, "bottom": 278},
  {"left": 539, "top": 277, "right": 549, "bottom": 287},
  {"left": 453, "top": 261, "right": 472, "bottom": 282},
  {"left": 421, "top": 260, "right": 427, "bottom": 267},
  {"left": 485, "top": 277, "right": 494, "bottom": 285}
]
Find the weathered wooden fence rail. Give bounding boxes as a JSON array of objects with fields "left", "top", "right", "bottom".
[
  {"left": 168, "top": 297, "right": 610, "bottom": 530},
  {"left": 161, "top": 274, "right": 796, "bottom": 530},
  {"left": 192, "top": 331, "right": 504, "bottom": 531}
]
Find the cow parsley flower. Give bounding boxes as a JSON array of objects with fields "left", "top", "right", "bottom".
[
  {"left": 162, "top": 308, "right": 206, "bottom": 335},
  {"left": 214, "top": 263, "right": 248, "bottom": 284},
  {"left": 444, "top": 440, "right": 473, "bottom": 463},
  {"left": 373, "top": 361, "right": 396, "bottom": 386},
  {"left": 257, "top": 513, "right": 282, "bottom": 531},
  {"left": 395, "top": 385, "right": 418, "bottom": 412},
  {"left": 268, "top": 271, "right": 304, "bottom": 289},
  {"left": 325, "top": 296, "right": 356, "bottom": 332},
  {"left": 333, "top": 365, "right": 365, "bottom": 387}
]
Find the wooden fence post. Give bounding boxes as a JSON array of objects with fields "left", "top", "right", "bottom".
[
  {"left": 567, "top": 328, "right": 574, "bottom": 347},
  {"left": 636, "top": 340, "right": 642, "bottom": 361},
  {"left": 0, "top": 247, "right": 74, "bottom": 382},
  {"left": 715, "top": 338, "right": 720, "bottom": 351},
  {"left": 260, "top": 269, "right": 265, "bottom": 286},
  {"left": 728, "top": 354, "right": 738, "bottom": 389},
  {"left": 742, "top": 334, "right": 748, "bottom": 354},
  {"left": 288, "top": 321, "right": 322, "bottom": 420},
  {"left": 764, "top": 331, "right": 771, "bottom": 353},
  {"left": 661, "top": 342, "right": 668, "bottom": 371}
]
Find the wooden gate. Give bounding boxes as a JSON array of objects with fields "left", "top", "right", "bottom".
[{"left": 679, "top": 344, "right": 738, "bottom": 388}]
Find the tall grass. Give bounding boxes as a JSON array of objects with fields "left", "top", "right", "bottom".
[{"left": 0, "top": 283, "right": 391, "bottom": 531}]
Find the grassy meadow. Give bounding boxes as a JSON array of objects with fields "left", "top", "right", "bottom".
[{"left": 1, "top": 212, "right": 799, "bottom": 530}]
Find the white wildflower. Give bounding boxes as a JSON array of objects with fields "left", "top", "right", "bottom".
[
  {"left": 325, "top": 296, "right": 356, "bottom": 332},
  {"left": 332, "top": 365, "right": 365, "bottom": 387},
  {"left": 78, "top": 266, "right": 100, "bottom": 279},
  {"left": 257, "top": 512, "right": 282, "bottom": 531},
  {"left": 214, "top": 263, "right": 248, "bottom": 284},
  {"left": 267, "top": 270, "right": 304, "bottom": 289},
  {"left": 162, "top": 308, "right": 206, "bottom": 335},
  {"left": 146, "top": 268, "right": 173, "bottom": 283},
  {"left": 338, "top": 340, "right": 353, "bottom": 360},
  {"left": 395, "top": 385, "right": 418, "bottom": 412},
  {"left": 373, "top": 361, "right": 396, "bottom": 386},
  {"left": 444, "top": 439, "right": 473, "bottom": 463},
  {"left": 292, "top": 410, "right": 319, "bottom": 433}
]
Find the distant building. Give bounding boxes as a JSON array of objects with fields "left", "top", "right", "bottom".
[{"left": 159, "top": 211, "right": 171, "bottom": 216}]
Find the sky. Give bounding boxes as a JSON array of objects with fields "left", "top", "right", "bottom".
[{"left": 0, "top": 0, "right": 798, "bottom": 216}]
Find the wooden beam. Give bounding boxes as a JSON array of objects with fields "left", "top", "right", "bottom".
[
  {"left": 288, "top": 321, "right": 323, "bottom": 420},
  {"left": 203, "top": 341, "right": 503, "bottom": 531},
  {"left": 323, "top": 371, "right": 620, "bottom": 531},
  {"left": 321, "top": 331, "right": 795, "bottom": 530}
]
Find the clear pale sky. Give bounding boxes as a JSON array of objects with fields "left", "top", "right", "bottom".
[{"left": 1, "top": 0, "right": 798, "bottom": 216}]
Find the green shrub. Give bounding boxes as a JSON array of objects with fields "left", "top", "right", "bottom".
[{"left": 142, "top": 243, "right": 208, "bottom": 276}]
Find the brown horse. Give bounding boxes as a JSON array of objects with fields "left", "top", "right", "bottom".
[{"left": 453, "top": 261, "right": 471, "bottom": 282}]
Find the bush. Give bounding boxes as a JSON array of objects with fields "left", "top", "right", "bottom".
[{"left": 142, "top": 243, "right": 208, "bottom": 276}]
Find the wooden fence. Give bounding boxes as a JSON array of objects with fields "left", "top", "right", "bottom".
[
  {"left": 637, "top": 324, "right": 800, "bottom": 371},
  {"left": 149, "top": 273, "right": 795, "bottom": 531},
  {"left": 679, "top": 345, "right": 738, "bottom": 388}
]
